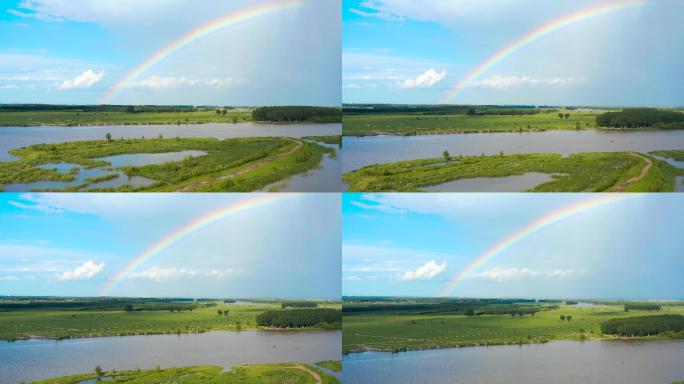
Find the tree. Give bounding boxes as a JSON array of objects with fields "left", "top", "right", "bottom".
[
  {"left": 236, "top": 321, "right": 242, "bottom": 331},
  {"left": 558, "top": 113, "right": 564, "bottom": 119},
  {"left": 566, "top": 315, "right": 572, "bottom": 322},
  {"left": 443, "top": 150, "right": 450, "bottom": 164},
  {"left": 223, "top": 310, "right": 229, "bottom": 316},
  {"left": 564, "top": 113, "right": 570, "bottom": 119},
  {"left": 105, "top": 132, "right": 112, "bottom": 142},
  {"left": 95, "top": 365, "right": 103, "bottom": 380},
  {"left": 124, "top": 304, "right": 133, "bottom": 312},
  {"left": 465, "top": 309, "right": 475, "bottom": 316},
  {"left": 217, "top": 309, "right": 223, "bottom": 316},
  {"left": 125, "top": 105, "right": 135, "bottom": 113},
  {"left": 222, "top": 109, "right": 227, "bottom": 116},
  {"left": 216, "top": 109, "right": 221, "bottom": 116},
  {"left": 560, "top": 315, "right": 566, "bottom": 321}
]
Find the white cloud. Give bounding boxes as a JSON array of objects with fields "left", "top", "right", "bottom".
[
  {"left": 350, "top": 199, "right": 405, "bottom": 214},
  {"left": 468, "top": 75, "right": 576, "bottom": 89},
  {"left": 56, "top": 260, "right": 105, "bottom": 281},
  {"left": 128, "top": 267, "right": 233, "bottom": 282},
  {"left": 13, "top": 0, "right": 186, "bottom": 24},
  {"left": 350, "top": 0, "right": 525, "bottom": 23},
  {"left": 0, "top": 276, "right": 19, "bottom": 281},
  {"left": 400, "top": 260, "right": 447, "bottom": 281},
  {"left": 0, "top": 84, "right": 19, "bottom": 90},
  {"left": 343, "top": 83, "right": 362, "bottom": 89},
  {"left": 399, "top": 68, "right": 447, "bottom": 89},
  {"left": 7, "top": 8, "right": 62, "bottom": 22},
  {"left": 58, "top": 69, "right": 104, "bottom": 90},
  {"left": 469, "top": 266, "right": 575, "bottom": 282},
  {"left": 128, "top": 76, "right": 237, "bottom": 91},
  {"left": 343, "top": 275, "right": 362, "bottom": 281},
  {"left": 349, "top": 7, "right": 405, "bottom": 22}
]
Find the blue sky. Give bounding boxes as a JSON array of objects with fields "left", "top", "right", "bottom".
[
  {"left": 0, "top": 0, "right": 340, "bottom": 105},
  {"left": 343, "top": 0, "right": 684, "bottom": 106},
  {"left": 0, "top": 193, "right": 340, "bottom": 299},
  {"left": 343, "top": 193, "right": 684, "bottom": 300}
]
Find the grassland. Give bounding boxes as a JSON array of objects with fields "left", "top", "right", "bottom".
[
  {"left": 342, "top": 302, "right": 684, "bottom": 353},
  {"left": 303, "top": 135, "right": 342, "bottom": 146},
  {"left": 0, "top": 109, "right": 253, "bottom": 127},
  {"left": 342, "top": 110, "right": 599, "bottom": 136},
  {"left": 343, "top": 151, "right": 681, "bottom": 192},
  {"left": 315, "top": 360, "right": 342, "bottom": 372},
  {"left": 30, "top": 363, "right": 340, "bottom": 384},
  {"left": 0, "top": 300, "right": 342, "bottom": 341},
  {"left": 0, "top": 137, "right": 335, "bottom": 192},
  {"left": 652, "top": 150, "right": 684, "bottom": 161}
]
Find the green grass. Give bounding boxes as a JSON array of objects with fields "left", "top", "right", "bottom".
[
  {"left": 315, "top": 360, "right": 342, "bottom": 372},
  {"left": 651, "top": 150, "right": 684, "bottom": 161},
  {"left": 0, "top": 137, "right": 334, "bottom": 192},
  {"left": 0, "top": 302, "right": 342, "bottom": 341},
  {"left": 343, "top": 152, "right": 677, "bottom": 192},
  {"left": 0, "top": 110, "right": 253, "bottom": 126},
  {"left": 342, "top": 304, "right": 684, "bottom": 353},
  {"left": 29, "top": 363, "right": 340, "bottom": 384},
  {"left": 342, "top": 110, "right": 599, "bottom": 136},
  {"left": 303, "top": 135, "right": 342, "bottom": 145}
]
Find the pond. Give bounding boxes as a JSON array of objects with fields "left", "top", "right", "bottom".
[
  {"left": 0, "top": 123, "right": 341, "bottom": 161},
  {"left": 422, "top": 172, "right": 554, "bottom": 192},
  {"left": 260, "top": 142, "right": 343, "bottom": 192},
  {"left": 343, "top": 339, "right": 684, "bottom": 384},
  {"left": 342, "top": 129, "right": 684, "bottom": 172},
  {"left": 3, "top": 150, "right": 206, "bottom": 192},
  {"left": 0, "top": 330, "right": 341, "bottom": 384}
]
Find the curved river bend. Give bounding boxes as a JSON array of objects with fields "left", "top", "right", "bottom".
[
  {"left": 343, "top": 340, "right": 684, "bottom": 384},
  {"left": 0, "top": 330, "right": 341, "bottom": 384}
]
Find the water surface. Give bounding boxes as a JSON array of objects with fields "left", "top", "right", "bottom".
[
  {"left": 343, "top": 340, "right": 684, "bottom": 384},
  {"left": 0, "top": 330, "right": 340, "bottom": 384},
  {"left": 422, "top": 172, "right": 553, "bottom": 192},
  {"left": 343, "top": 130, "right": 684, "bottom": 172}
]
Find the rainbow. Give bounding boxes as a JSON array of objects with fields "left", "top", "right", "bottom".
[
  {"left": 99, "top": 194, "right": 300, "bottom": 296},
  {"left": 100, "top": 0, "right": 303, "bottom": 103},
  {"left": 440, "top": 0, "right": 645, "bottom": 103},
  {"left": 439, "top": 194, "right": 642, "bottom": 296}
]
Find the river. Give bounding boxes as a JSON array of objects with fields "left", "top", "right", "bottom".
[{"left": 0, "top": 330, "right": 341, "bottom": 384}]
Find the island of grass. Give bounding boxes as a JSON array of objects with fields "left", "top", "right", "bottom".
[
  {"left": 0, "top": 104, "right": 341, "bottom": 126},
  {"left": 303, "top": 135, "right": 342, "bottom": 146},
  {"left": 0, "top": 297, "right": 341, "bottom": 341},
  {"left": 29, "top": 363, "right": 340, "bottom": 384},
  {"left": 342, "top": 105, "right": 684, "bottom": 136},
  {"left": 343, "top": 151, "right": 684, "bottom": 192},
  {"left": 0, "top": 136, "right": 336, "bottom": 192},
  {"left": 315, "top": 360, "right": 342, "bottom": 372},
  {"left": 342, "top": 298, "right": 684, "bottom": 353}
]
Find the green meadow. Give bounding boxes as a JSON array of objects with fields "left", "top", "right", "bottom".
[
  {"left": 0, "top": 300, "right": 342, "bottom": 341},
  {"left": 342, "top": 110, "right": 599, "bottom": 136},
  {"left": 342, "top": 302, "right": 684, "bottom": 353},
  {"left": 29, "top": 363, "right": 340, "bottom": 384},
  {"left": 0, "top": 137, "right": 335, "bottom": 192},
  {"left": 343, "top": 151, "right": 682, "bottom": 192}
]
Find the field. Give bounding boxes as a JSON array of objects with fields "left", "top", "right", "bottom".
[
  {"left": 0, "top": 137, "right": 335, "bottom": 192},
  {"left": 0, "top": 298, "right": 342, "bottom": 340},
  {"left": 343, "top": 151, "right": 682, "bottom": 192},
  {"left": 342, "top": 300, "right": 684, "bottom": 353},
  {"left": 0, "top": 109, "right": 253, "bottom": 126},
  {"left": 343, "top": 110, "right": 599, "bottom": 136},
  {"left": 29, "top": 363, "right": 340, "bottom": 384}
]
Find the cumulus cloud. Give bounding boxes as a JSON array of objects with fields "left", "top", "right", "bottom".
[
  {"left": 468, "top": 75, "right": 576, "bottom": 89},
  {"left": 469, "top": 266, "right": 575, "bottom": 282},
  {"left": 399, "top": 68, "right": 447, "bottom": 89},
  {"left": 58, "top": 69, "right": 104, "bottom": 89},
  {"left": 56, "top": 260, "right": 104, "bottom": 281},
  {"left": 128, "top": 76, "right": 237, "bottom": 91},
  {"left": 129, "top": 267, "right": 233, "bottom": 282},
  {"left": 400, "top": 260, "right": 447, "bottom": 281}
]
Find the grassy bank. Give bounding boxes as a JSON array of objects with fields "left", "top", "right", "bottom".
[
  {"left": 343, "top": 110, "right": 598, "bottom": 136},
  {"left": 343, "top": 151, "right": 680, "bottom": 192},
  {"left": 0, "top": 109, "right": 253, "bottom": 126},
  {"left": 303, "top": 135, "right": 342, "bottom": 145},
  {"left": 0, "top": 137, "right": 334, "bottom": 192},
  {"left": 652, "top": 150, "right": 684, "bottom": 161},
  {"left": 342, "top": 302, "right": 684, "bottom": 353},
  {"left": 0, "top": 299, "right": 342, "bottom": 341},
  {"left": 30, "top": 363, "right": 340, "bottom": 384},
  {"left": 315, "top": 360, "right": 342, "bottom": 372}
]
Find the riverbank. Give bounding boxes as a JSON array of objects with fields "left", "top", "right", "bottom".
[
  {"left": 0, "top": 137, "right": 335, "bottom": 192},
  {"left": 343, "top": 151, "right": 682, "bottom": 192}
]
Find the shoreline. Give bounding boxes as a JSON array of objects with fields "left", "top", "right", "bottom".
[
  {"left": 342, "top": 127, "right": 684, "bottom": 137},
  {"left": 1, "top": 120, "right": 341, "bottom": 128}
]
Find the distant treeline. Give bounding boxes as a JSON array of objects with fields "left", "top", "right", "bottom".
[
  {"left": 123, "top": 303, "right": 198, "bottom": 312},
  {"left": 601, "top": 315, "right": 684, "bottom": 337},
  {"left": 252, "top": 106, "right": 341, "bottom": 123},
  {"left": 0, "top": 104, "right": 199, "bottom": 113},
  {"left": 625, "top": 303, "right": 661, "bottom": 311},
  {"left": 596, "top": 108, "right": 684, "bottom": 128},
  {"left": 0, "top": 297, "right": 204, "bottom": 312},
  {"left": 343, "top": 299, "right": 550, "bottom": 317},
  {"left": 343, "top": 104, "right": 538, "bottom": 116},
  {"left": 281, "top": 301, "right": 318, "bottom": 309},
  {"left": 256, "top": 308, "right": 341, "bottom": 328}
]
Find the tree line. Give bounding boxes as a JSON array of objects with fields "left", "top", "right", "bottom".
[
  {"left": 624, "top": 303, "right": 661, "bottom": 311},
  {"left": 281, "top": 301, "right": 318, "bottom": 309},
  {"left": 601, "top": 314, "right": 684, "bottom": 337},
  {"left": 596, "top": 108, "right": 684, "bottom": 128},
  {"left": 256, "top": 308, "right": 341, "bottom": 328},
  {"left": 252, "top": 106, "right": 341, "bottom": 123}
]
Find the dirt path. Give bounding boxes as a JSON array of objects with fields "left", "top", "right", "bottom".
[
  {"left": 285, "top": 365, "right": 323, "bottom": 384},
  {"left": 611, "top": 152, "right": 652, "bottom": 192},
  {"left": 177, "top": 138, "right": 303, "bottom": 192}
]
